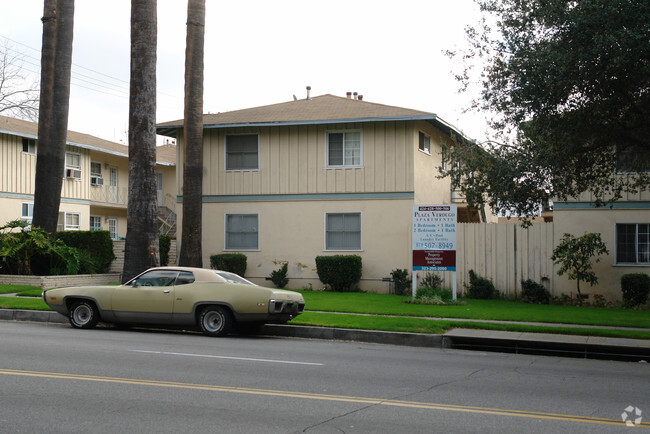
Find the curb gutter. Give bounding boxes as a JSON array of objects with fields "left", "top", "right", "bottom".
[{"left": 1, "top": 309, "right": 648, "bottom": 362}]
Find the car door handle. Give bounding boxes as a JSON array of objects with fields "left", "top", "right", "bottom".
[{"left": 163, "top": 289, "right": 171, "bottom": 294}]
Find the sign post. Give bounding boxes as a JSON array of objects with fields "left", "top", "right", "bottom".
[{"left": 412, "top": 205, "right": 457, "bottom": 300}]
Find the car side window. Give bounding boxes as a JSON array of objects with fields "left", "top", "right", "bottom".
[
  {"left": 175, "top": 271, "right": 195, "bottom": 286},
  {"left": 133, "top": 270, "right": 179, "bottom": 287}
]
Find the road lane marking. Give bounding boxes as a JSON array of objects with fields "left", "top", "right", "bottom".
[
  {"left": 0, "top": 368, "right": 647, "bottom": 428},
  {"left": 130, "top": 349, "right": 324, "bottom": 366}
]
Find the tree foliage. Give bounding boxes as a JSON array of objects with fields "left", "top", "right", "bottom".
[
  {"left": 551, "top": 232, "right": 609, "bottom": 298},
  {"left": 443, "top": 0, "right": 650, "bottom": 219}
]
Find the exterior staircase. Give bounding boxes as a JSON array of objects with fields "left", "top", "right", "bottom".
[{"left": 158, "top": 206, "right": 177, "bottom": 236}]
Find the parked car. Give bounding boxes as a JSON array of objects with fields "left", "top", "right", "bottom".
[{"left": 43, "top": 266, "right": 305, "bottom": 337}]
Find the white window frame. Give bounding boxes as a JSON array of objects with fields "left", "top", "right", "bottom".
[
  {"left": 90, "top": 162, "right": 102, "bottom": 177},
  {"left": 325, "top": 212, "right": 362, "bottom": 251},
  {"left": 65, "top": 152, "right": 81, "bottom": 170},
  {"left": 107, "top": 218, "right": 118, "bottom": 240},
  {"left": 225, "top": 134, "right": 260, "bottom": 171},
  {"left": 22, "top": 138, "right": 36, "bottom": 155},
  {"left": 224, "top": 213, "right": 259, "bottom": 250},
  {"left": 616, "top": 223, "right": 650, "bottom": 265},
  {"left": 90, "top": 215, "right": 102, "bottom": 231},
  {"left": 57, "top": 211, "right": 81, "bottom": 231},
  {"left": 21, "top": 202, "right": 34, "bottom": 220},
  {"left": 418, "top": 131, "right": 431, "bottom": 154},
  {"left": 326, "top": 130, "right": 362, "bottom": 168}
]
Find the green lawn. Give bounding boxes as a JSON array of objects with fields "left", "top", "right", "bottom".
[
  {"left": 1, "top": 285, "right": 648, "bottom": 339},
  {"left": 297, "top": 291, "right": 650, "bottom": 328}
]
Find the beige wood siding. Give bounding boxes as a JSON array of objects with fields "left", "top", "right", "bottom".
[
  {"left": 198, "top": 121, "right": 416, "bottom": 196},
  {"left": 0, "top": 133, "right": 38, "bottom": 194}
]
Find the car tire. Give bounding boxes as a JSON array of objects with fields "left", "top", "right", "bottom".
[
  {"left": 199, "top": 306, "right": 232, "bottom": 337},
  {"left": 69, "top": 300, "right": 99, "bottom": 329}
]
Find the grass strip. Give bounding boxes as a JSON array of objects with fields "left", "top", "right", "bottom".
[
  {"left": 0, "top": 296, "right": 50, "bottom": 311},
  {"left": 0, "top": 285, "right": 41, "bottom": 295},
  {"left": 298, "top": 291, "right": 650, "bottom": 328},
  {"left": 290, "top": 312, "right": 650, "bottom": 340}
]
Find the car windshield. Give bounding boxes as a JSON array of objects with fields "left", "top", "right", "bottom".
[{"left": 214, "top": 271, "right": 255, "bottom": 286}]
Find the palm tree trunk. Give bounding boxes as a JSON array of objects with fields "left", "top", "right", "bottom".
[
  {"left": 32, "top": 0, "right": 74, "bottom": 234},
  {"left": 178, "top": 0, "right": 205, "bottom": 267},
  {"left": 122, "top": 0, "right": 159, "bottom": 283}
]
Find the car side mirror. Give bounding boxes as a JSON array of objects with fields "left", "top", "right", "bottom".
[{"left": 130, "top": 280, "right": 139, "bottom": 288}]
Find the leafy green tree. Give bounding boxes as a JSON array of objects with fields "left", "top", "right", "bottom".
[
  {"left": 551, "top": 233, "right": 609, "bottom": 298},
  {"left": 443, "top": 0, "right": 650, "bottom": 219}
]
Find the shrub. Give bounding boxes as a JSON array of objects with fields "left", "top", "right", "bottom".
[
  {"left": 390, "top": 268, "right": 412, "bottom": 295},
  {"left": 419, "top": 272, "right": 443, "bottom": 289},
  {"left": 315, "top": 255, "right": 362, "bottom": 292},
  {"left": 210, "top": 253, "right": 247, "bottom": 276},
  {"left": 0, "top": 220, "right": 80, "bottom": 275},
  {"left": 159, "top": 234, "right": 171, "bottom": 266},
  {"left": 520, "top": 279, "right": 550, "bottom": 304},
  {"left": 57, "top": 230, "right": 116, "bottom": 273},
  {"left": 270, "top": 262, "right": 289, "bottom": 288},
  {"left": 621, "top": 273, "right": 650, "bottom": 308},
  {"left": 551, "top": 232, "right": 609, "bottom": 299},
  {"left": 465, "top": 269, "right": 498, "bottom": 299},
  {"left": 416, "top": 286, "right": 453, "bottom": 303}
]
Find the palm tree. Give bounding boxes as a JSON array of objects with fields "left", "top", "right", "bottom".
[
  {"left": 178, "top": 0, "right": 206, "bottom": 267},
  {"left": 32, "top": 0, "right": 74, "bottom": 234},
  {"left": 122, "top": 0, "right": 159, "bottom": 282}
]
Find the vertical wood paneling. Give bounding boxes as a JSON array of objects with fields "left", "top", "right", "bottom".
[
  {"left": 373, "top": 123, "right": 386, "bottom": 192},
  {"left": 439, "top": 223, "right": 556, "bottom": 297}
]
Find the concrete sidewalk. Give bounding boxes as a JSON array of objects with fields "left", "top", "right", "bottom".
[{"left": 1, "top": 308, "right": 649, "bottom": 362}]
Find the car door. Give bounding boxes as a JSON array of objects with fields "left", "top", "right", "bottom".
[{"left": 111, "top": 269, "right": 178, "bottom": 323}]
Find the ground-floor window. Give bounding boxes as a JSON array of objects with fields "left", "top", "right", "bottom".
[
  {"left": 616, "top": 223, "right": 650, "bottom": 264},
  {"left": 57, "top": 212, "right": 81, "bottom": 231},
  {"left": 21, "top": 202, "right": 34, "bottom": 221},
  {"left": 225, "top": 214, "right": 258, "bottom": 250},
  {"left": 90, "top": 215, "right": 102, "bottom": 231},
  {"left": 325, "top": 212, "right": 361, "bottom": 250}
]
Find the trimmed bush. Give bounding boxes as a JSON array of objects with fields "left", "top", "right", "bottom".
[
  {"left": 465, "top": 269, "right": 498, "bottom": 299},
  {"left": 159, "top": 234, "right": 171, "bottom": 266},
  {"left": 390, "top": 268, "right": 412, "bottom": 295},
  {"left": 210, "top": 253, "right": 247, "bottom": 276},
  {"left": 57, "top": 230, "right": 115, "bottom": 273},
  {"left": 315, "top": 255, "right": 362, "bottom": 292},
  {"left": 621, "top": 273, "right": 650, "bottom": 307},
  {"left": 520, "top": 279, "right": 550, "bottom": 304},
  {"left": 270, "top": 262, "right": 289, "bottom": 288}
]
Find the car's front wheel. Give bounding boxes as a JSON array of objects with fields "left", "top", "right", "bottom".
[
  {"left": 69, "top": 300, "right": 99, "bottom": 329},
  {"left": 199, "top": 306, "right": 232, "bottom": 337}
]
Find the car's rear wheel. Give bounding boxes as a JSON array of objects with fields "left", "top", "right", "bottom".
[
  {"left": 199, "top": 306, "right": 232, "bottom": 337},
  {"left": 69, "top": 300, "right": 99, "bottom": 329}
]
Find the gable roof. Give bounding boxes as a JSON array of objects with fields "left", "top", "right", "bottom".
[
  {"left": 157, "top": 94, "right": 468, "bottom": 140},
  {"left": 0, "top": 115, "right": 175, "bottom": 165}
]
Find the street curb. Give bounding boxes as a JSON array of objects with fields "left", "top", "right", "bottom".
[{"left": 2, "top": 309, "right": 648, "bottom": 362}]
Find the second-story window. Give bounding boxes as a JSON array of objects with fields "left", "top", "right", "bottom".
[
  {"left": 327, "top": 131, "right": 362, "bottom": 167},
  {"left": 419, "top": 131, "right": 431, "bottom": 154},
  {"left": 22, "top": 138, "right": 36, "bottom": 154},
  {"left": 226, "top": 134, "right": 259, "bottom": 171}
]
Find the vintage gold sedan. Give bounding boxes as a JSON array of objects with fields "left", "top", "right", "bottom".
[{"left": 42, "top": 266, "right": 305, "bottom": 337}]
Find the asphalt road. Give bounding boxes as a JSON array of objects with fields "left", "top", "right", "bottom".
[{"left": 0, "top": 321, "right": 648, "bottom": 433}]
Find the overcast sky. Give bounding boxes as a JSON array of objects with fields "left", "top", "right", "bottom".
[{"left": 0, "top": 0, "right": 489, "bottom": 145}]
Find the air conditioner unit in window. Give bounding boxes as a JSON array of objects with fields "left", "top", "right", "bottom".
[
  {"left": 90, "top": 176, "right": 104, "bottom": 186},
  {"left": 65, "top": 168, "right": 82, "bottom": 179}
]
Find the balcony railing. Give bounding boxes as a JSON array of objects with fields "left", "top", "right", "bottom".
[{"left": 89, "top": 185, "right": 128, "bottom": 206}]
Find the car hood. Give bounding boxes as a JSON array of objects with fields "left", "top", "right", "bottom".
[{"left": 269, "top": 289, "right": 304, "bottom": 302}]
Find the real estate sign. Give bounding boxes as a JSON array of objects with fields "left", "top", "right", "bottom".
[{"left": 412, "top": 205, "right": 457, "bottom": 271}]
